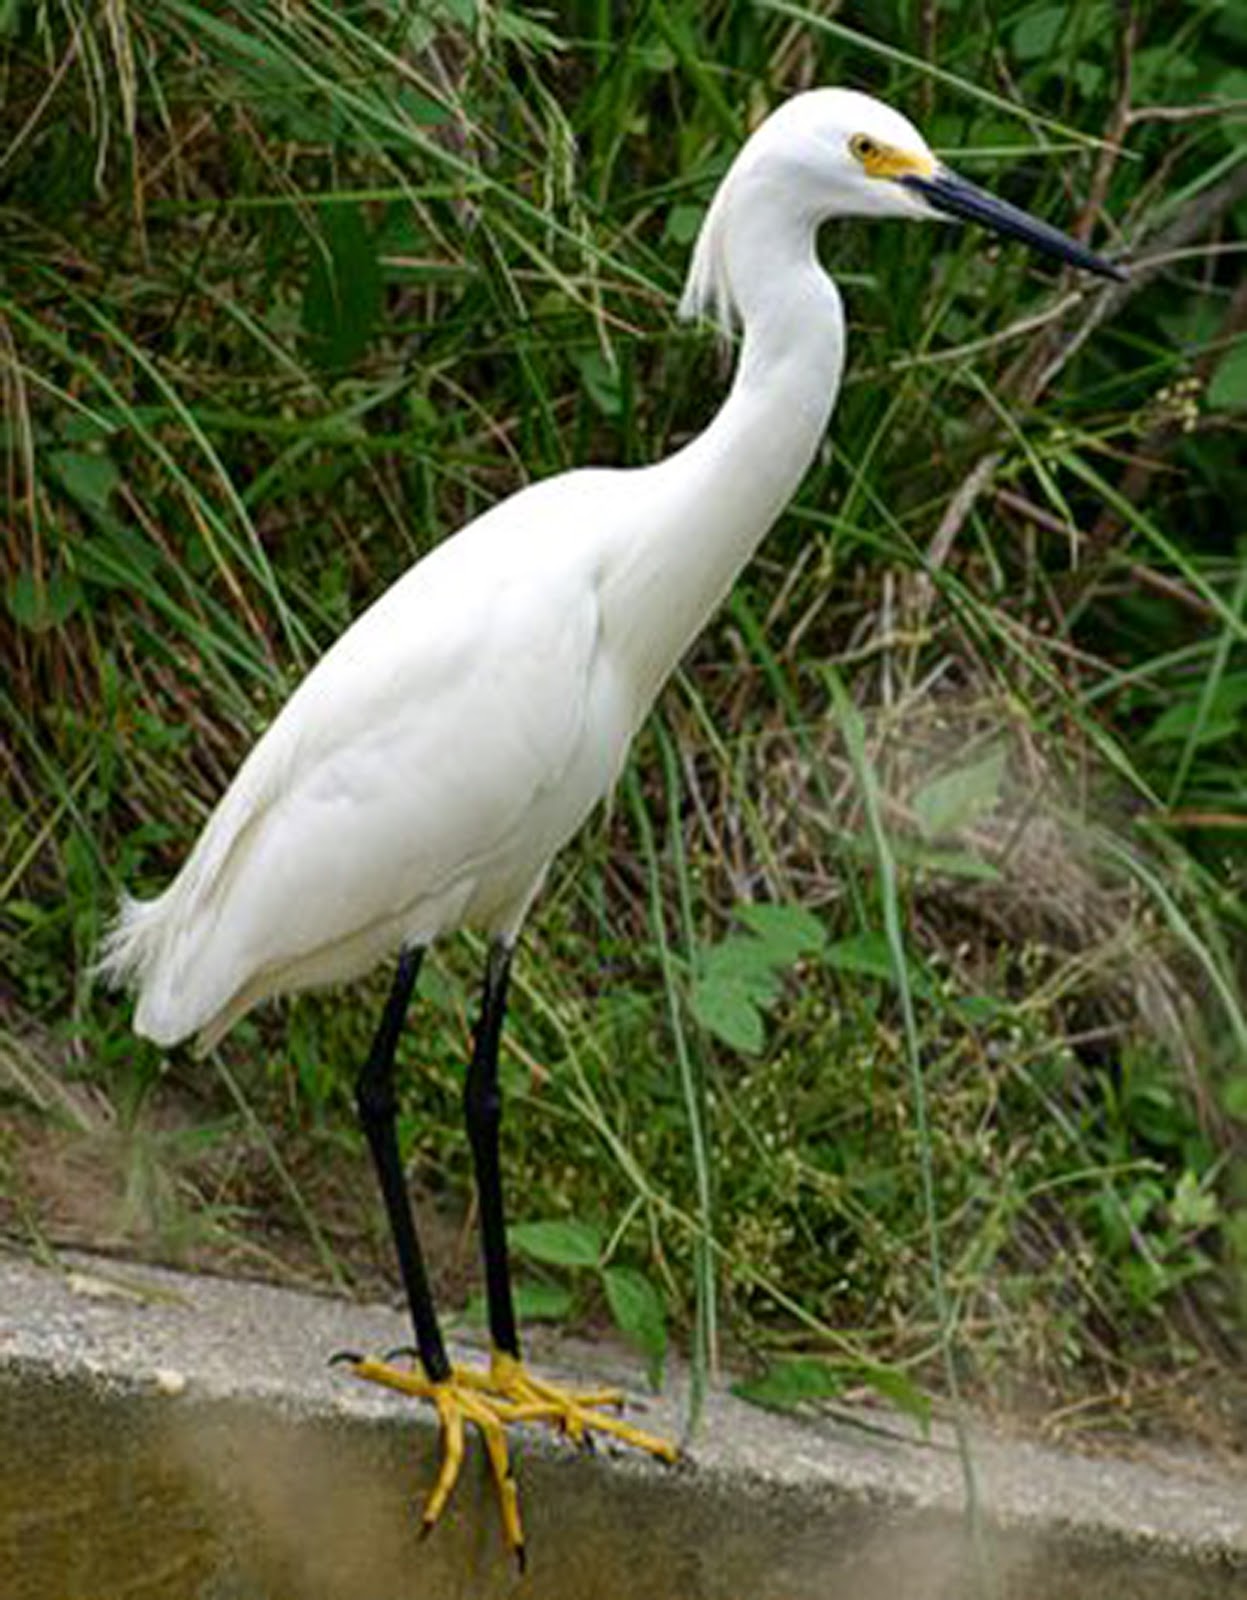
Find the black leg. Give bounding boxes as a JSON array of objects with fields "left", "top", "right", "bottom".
[
  {"left": 464, "top": 940, "right": 520, "bottom": 1360},
  {"left": 355, "top": 946, "right": 451, "bottom": 1384}
]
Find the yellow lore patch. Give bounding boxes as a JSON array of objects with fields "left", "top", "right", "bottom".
[{"left": 848, "top": 132, "right": 936, "bottom": 181}]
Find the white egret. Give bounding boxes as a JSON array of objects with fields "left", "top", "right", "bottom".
[{"left": 97, "top": 88, "right": 1123, "bottom": 1564}]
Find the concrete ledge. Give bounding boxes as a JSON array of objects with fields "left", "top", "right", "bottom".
[{"left": 1, "top": 1250, "right": 1243, "bottom": 1598}]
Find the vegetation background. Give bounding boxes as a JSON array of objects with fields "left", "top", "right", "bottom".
[{"left": 2, "top": 0, "right": 1245, "bottom": 1444}]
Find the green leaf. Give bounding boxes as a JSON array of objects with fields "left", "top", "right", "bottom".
[
  {"left": 48, "top": 448, "right": 120, "bottom": 515},
  {"left": 397, "top": 88, "right": 450, "bottom": 126},
  {"left": 601, "top": 1265, "right": 667, "bottom": 1388},
  {"left": 732, "top": 1356, "right": 845, "bottom": 1412},
  {"left": 1011, "top": 5, "right": 1065, "bottom": 60},
  {"left": 913, "top": 746, "right": 1006, "bottom": 840},
  {"left": 1215, "top": 69, "right": 1247, "bottom": 148},
  {"left": 700, "top": 936, "right": 784, "bottom": 996},
  {"left": 1170, "top": 1171, "right": 1220, "bottom": 1232},
  {"left": 302, "top": 203, "right": 382, "bottom": 370},
  {"left": 461, "top": 1281, "right": 574, "bottom": 1327},
  {"left": 496, "top": 8, "right": 566, "bottom": 50},
  {"left": 7, "top": 568, "right": 83, "bottom": 631},
  {"left": 1224, "top": 1075, "right": 1247, "bottom": 1121},
  {"left": 1131, "top": 45, "right": 1196, "bottom": 100},
  {"left": 735, "top": 903, "right": 827, "bottom": 963},
  {"left": 902, "top": 844, "right": 1002, "bottom": 883},
  {"left": 1207, "top": 340, "right": 1247, "bottom": 411},
  {"left": 508, "top": 1218, "right": 602, "bottom": 1269},
  {"left": 822, "top": 932, "right": 894, "bottom": 981},
  {"left": 857, "top": 1364, "right": 932, "bottom": 1430},
  {"left": 1143, "top": 674, "right": 1247, "bottom": 745},
  {"left": 0, "top": 0, "right": 25, "bottom": 42},
  {"left": 956, "top": 993, "right": 1001, "bottom": 1022},
  {"left": 690, "top": 974, "right": 765, "bottom": 1054},
  {"left": 414, "top": 962, "right": 465, "bottom": 1012},
  {"left": 824, "top": 932, "right": 933, "bottom": 997},
  {"left": 572, "top": 349, "right": 622, "bottom": 417},
  {"left": 663, "top": 203, "right": 704, "bottom": 245}
]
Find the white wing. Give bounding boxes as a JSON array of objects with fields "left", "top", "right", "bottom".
[{"left": 100, "top": 473, "right": 628, "bottom": 1047}]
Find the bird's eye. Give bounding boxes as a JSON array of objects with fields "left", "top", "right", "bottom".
[{"left": 849, "top": 134, "right": 879, "bottom": 163}]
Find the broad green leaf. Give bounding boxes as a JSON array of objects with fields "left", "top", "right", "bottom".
[
  {"left": 913, "top": 746, "right": 1006, "bottom": 840},
  {"left": 1223, "top": 1075, "right": 1247, "bottom": 1120},
  {"left": 956, "top": 993, "right": 1001, "bottom": 1022},
  {"left": 601, "top": 1265, "right": 667, "bottom": 1388},
  {"left": 302, "top": 203, "right": 382, "bottom": 370},
  {"left": 690, "top": 974, "right": 765, "bottom": 1054},
  {"left": 822, "top": 932, "right": 894, "bottom": 981},
  {"left": 397, "top": 88, "right": 450, "bottom": 125},
  {"left": 735, "top": 903, "right": 827, "bottom": 963},
  {"left": 7, "top": 568, "right": 83, "bottom": 631},
  {"left": 902, "top": 844, "right": 1002, "bottom": 883},
  {"left": 1011, "top": 5, "right": 1065, "bottom": 60},
  {"left": 1215, "top": 69, "right": 1247, "bottom": 147},
  {"left": 857, "top": 1364, "right": 932, "bottom": 1430},
  {"left": 663, "top": 203, "right": 704, "bottom": 245},
  {"left": 462, "top": 1281, "right": 574, "bottom": 1326},
  {"left": 573, "top": 349, "right": 622, "bottom": 417},
  {"left": 1170, "top": 1171, "right": 1219, "bottom": 1232},
  {"left": 48, "top": 448, "right": 120, "bottom": 515},
  {"left": 732, "top": 1356, "right": 845, "bottom": 1412},
  {"left": 700, "top": 936, "right": 784, "bottom": 991},
  {"left": 1144, "top": 675, "right": 1247, "bottom": 745},
  {"left": 510, "top": 1282, "right": 575, "bottom": 1322},
  {"left": 1207, "top": 340, "right": 1247, "bottom": 411},
  {"left": 1131, "top": 45, "right": 1197, "bottom": 99},
  {"left": 824, "top": 933, "right": 933, "bottom": 997},
  {"left": 509, "top": 1218, "right": 602, "bottom": 1269},
  {"left": 414, "top": 962, "right": 465, "bottom": 1012}
]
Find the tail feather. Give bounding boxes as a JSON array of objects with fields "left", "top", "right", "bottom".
[{"left": 93, "top": 889, "right": 200, "bottom": 1048}]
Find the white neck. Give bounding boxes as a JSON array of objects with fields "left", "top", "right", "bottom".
[{"left": 601, "top": 204, "right": 845, "bottom": 716}]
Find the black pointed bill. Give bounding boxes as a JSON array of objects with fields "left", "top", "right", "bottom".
[{"left": 902, "top": 168, "right": 1126, "bottom": 281}]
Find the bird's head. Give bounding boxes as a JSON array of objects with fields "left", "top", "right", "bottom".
[
  {"left": 753, "top": 88, "right": 1124, "bottom": 274},
  {"left": 680, "top": 88, "right": 1124, "bottom": 335}
]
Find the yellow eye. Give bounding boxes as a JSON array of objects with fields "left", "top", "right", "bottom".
[{"left": 849, "top": 133, "right": 879, "bottom": 163}]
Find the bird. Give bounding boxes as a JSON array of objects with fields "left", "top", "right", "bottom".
[{"left": 96, "top": 88, "right": 1124, "bottom": 1565}]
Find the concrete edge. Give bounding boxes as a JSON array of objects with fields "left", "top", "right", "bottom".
[{"left": 1, "top": 1247, "right": 1243, "bottom": 1576}]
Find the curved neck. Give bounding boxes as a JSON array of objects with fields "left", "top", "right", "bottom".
[
  {"left": 601, "top": 236, "right": 845, "bottom": 714},
  {"left": 671, "top": 174, "right": 847, "bottom": 533},
  {"left": 694, "top": 250, "right": 845, "bottom": 517}
]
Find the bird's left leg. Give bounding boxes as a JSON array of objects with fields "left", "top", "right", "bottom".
[
  {"left": 460, "top": 940, "right": 678, "bottom": 1463},
  {"left": 342, "top": 947, "right": 524, "bottom": 1560}
]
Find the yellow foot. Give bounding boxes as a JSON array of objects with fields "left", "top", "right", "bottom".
[
  {"left": 347, "top": 1351, "right": 677, "bottom": 1565},
  {"left": 470, "top": 1351, "right": 679, "bottom": 1462},
  {"left": 350, "top": 1356, "right": 527, "bottom": 1565}
]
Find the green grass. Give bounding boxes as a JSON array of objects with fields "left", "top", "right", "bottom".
[{"left": 2, "top": 0, "right": 1245, "bottom": 1441}]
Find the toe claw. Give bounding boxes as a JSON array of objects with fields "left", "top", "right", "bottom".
[
  {"left": 327, "top": 1349, "right": 363, "bottom": 1368},
  {"left": 349, "top": 1353, "right": 672, "bottom": 1566}
]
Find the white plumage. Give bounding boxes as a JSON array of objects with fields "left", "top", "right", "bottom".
[{"left": 96, "top": 89, "right": 1122, "bottom": 1052}]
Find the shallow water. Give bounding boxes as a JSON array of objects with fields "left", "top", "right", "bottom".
[{"left": 0, "top": 1366, "right": 1241, "bottom": 1600}]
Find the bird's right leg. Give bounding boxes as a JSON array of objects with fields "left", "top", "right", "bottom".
[
  {"left": 352, "top": 947, "right": 448, "bottom": 1381},
  {"left": 343, "top": 947, "right": 524, "bottom": 1559},
  {"left": 458, "top": 943, "right": 677, "bottom": 1466}
]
